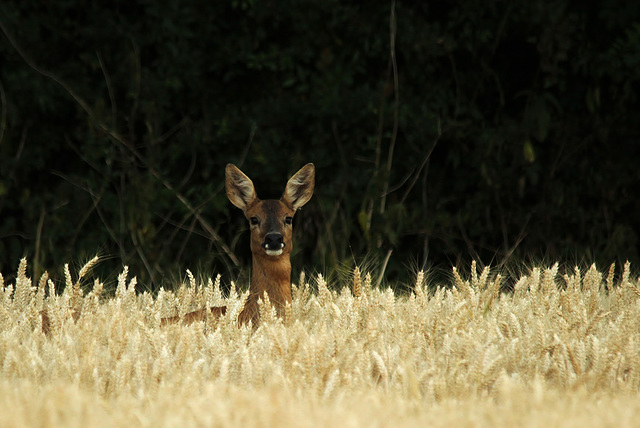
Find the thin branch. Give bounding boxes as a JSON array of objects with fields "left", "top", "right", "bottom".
[
  {"left": 153, "top": 116, "right": 190, "bottom": 145},
  {"left": 457, "top": 214, "right": 481, "bottom": 262},
  {"left": 14, "top": 127, "right": 28, "bottom": 164},
  {"left": 34, "top": 205, "right": 45, "bottom": 281},
  {"left": 0, "top": 78, "right": 6, "bottom": 146},
  {"left": 177, "top": 216, "right": 198, "bottom": 262},
  {"left": 178, "top": 147, "right": 198, "bottom": 189},
  {"left": 128, "top": 37, "right": 141, "bottom": 144},
  {"left": 49, "top": 170, "right": 120, "bottom": 254},
  {"left": 236, "top": 125, "right": 256, "bottom": 169},
  {"left": 379, "top": 0, "right": 399, "bottom": 216},
  {"left": 500, "top": 214, "right": 530, "bottom": 267},
  {"left": 400, "top": 117, "right": 441, "bottom": 205},
  {"left": 376, "top": 249, "right": 393, "bottom": 288},
  {"left": 448, "top": 53, "right": 461, "bottom": 121},
  {"left": 383, "top": 168, "right": 414, "bottom": 197},
  {"left": 422, "top": 234, "right": 430, "bottom": 270},
  {"left": 129, "top": 225, "right": 157, "bottom": 285},
  {"left": 97, "top": 51, "right": 117, "bottom": 128}
]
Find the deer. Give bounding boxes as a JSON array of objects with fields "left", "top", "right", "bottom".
[{"left": 160, "top": 162, "right": 315, "bottom": 327}]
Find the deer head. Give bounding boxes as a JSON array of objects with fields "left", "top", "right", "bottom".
[{"left": 225, "top": 163, "right": 315, "bottom": 324}]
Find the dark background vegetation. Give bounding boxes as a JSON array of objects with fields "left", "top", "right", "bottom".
[{"left": 1, "top": 1, "right": 639, "bottom": 290}]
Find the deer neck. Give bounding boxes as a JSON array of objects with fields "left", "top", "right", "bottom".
[{"left": 239, "top": 255, "right": 292, "bottom": 325}]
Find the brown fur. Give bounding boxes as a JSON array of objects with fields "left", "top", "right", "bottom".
[{"left": 164, "top": 163, "right": 315, "bottom": 327}]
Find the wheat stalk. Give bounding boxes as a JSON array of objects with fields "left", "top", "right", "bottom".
[{"left": 0, "top": 259, "right": 639, "bottom": 426}]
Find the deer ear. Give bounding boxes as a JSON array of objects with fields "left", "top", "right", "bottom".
[
  {"left": 226, "top": 164, "right": 257, "bottom": 210},
  {"left": 282, "top": 163, "right": 315, "bottom": 211}
]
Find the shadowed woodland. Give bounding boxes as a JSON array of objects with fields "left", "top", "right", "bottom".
[{"left": 0, "top": 1, "right": 639, "bottom": 289}]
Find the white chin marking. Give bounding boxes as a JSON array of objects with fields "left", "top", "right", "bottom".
[{"left": 266, "top": 249, "right": 283, "bottom": 256}]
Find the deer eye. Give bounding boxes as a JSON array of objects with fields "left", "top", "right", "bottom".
[
  {"left": 250, "top": 217, "right": 259, "bottom": 226},
  {"left": 284, "top": 216, "right": 293, "bottom": 225}
]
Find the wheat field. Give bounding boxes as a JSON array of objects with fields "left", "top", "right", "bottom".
[{"left": 1, "top": 258, "right": 639, "bottom": 427}]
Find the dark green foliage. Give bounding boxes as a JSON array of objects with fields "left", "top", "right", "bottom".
[{"left": 0, "top": 0, "right": 638, "bottom": 287}]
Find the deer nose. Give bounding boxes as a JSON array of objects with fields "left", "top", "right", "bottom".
[{"left": 264, "top": 233, "right": 285, "bottom": 250}]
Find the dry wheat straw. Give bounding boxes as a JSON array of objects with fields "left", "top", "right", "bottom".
[
  {"left": 1, "top": 260, "right": 640, "bottom": 426},
  {"left": 352, "top": 266, "right": 362, "bottom": 298}
]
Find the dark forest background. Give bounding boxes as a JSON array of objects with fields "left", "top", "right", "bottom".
[{"left": 1, "top": 1, "right": 639, "bottom": 290}]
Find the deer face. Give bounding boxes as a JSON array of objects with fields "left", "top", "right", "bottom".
[{"left": 244, "top": 199, "right": 294, "bottom": 257}]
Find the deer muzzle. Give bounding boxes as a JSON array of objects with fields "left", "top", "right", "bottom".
[{"left": 263, "top": 233, "right": 285, "bottom": 256}]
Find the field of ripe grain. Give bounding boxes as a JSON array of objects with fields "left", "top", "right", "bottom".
[{"left": 1, "top": 259, "right": 640, "bottom": 427}]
